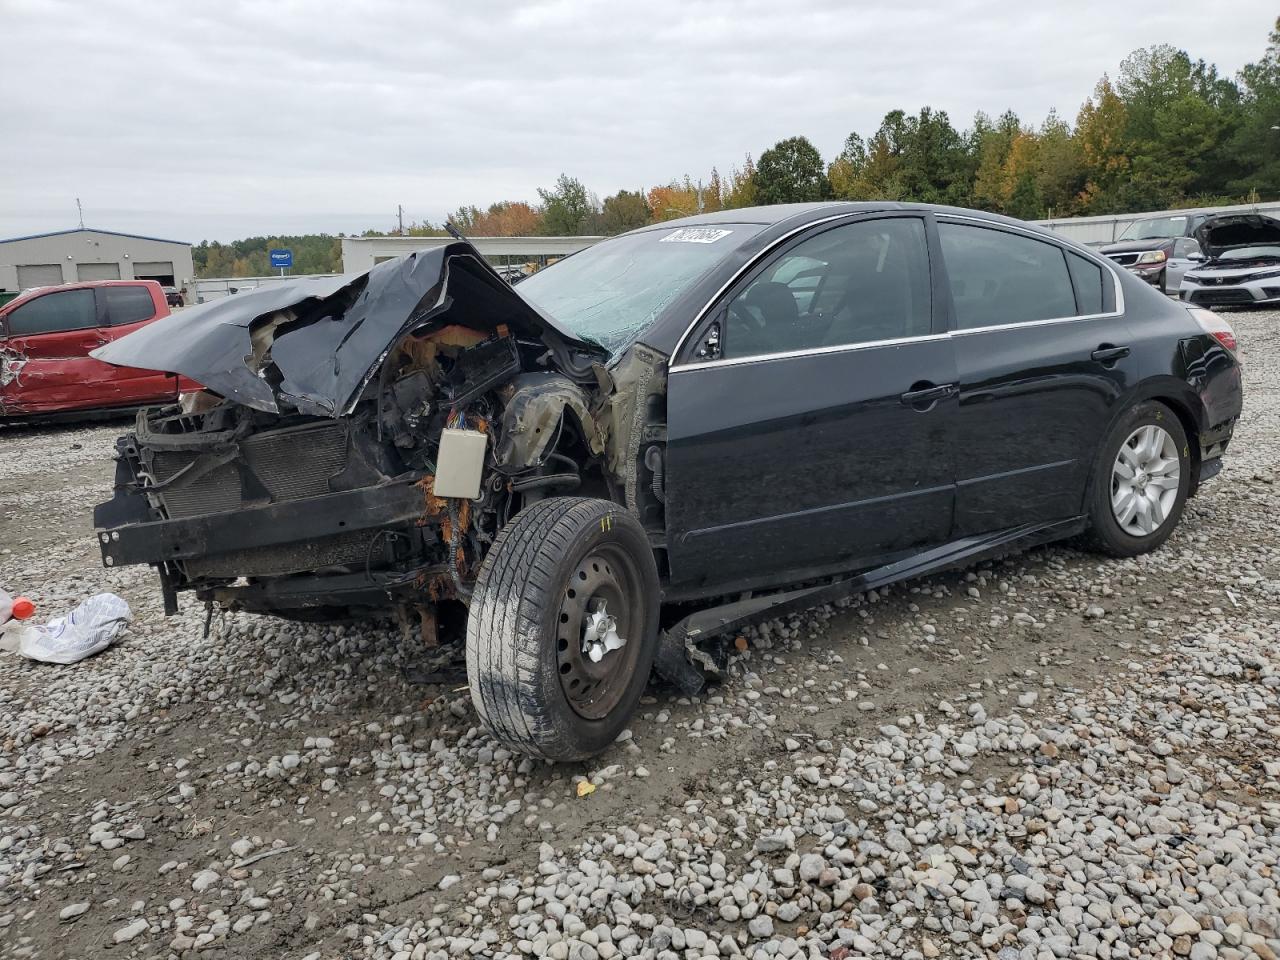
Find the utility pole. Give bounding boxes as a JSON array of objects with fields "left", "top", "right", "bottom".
[
  {"left": 398, "top": 204, "right": 404, "bottom": 236},
  {"left": 76, "top": 198, "right": 84, "bottom": 229}
]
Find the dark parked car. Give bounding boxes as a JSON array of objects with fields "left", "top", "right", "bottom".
[
  {"left": 1100, "top": 212, "right": 1209, "bottom": 294},
  {"left": 91, "top": 203, "right": 1243, "bottom": 760},
  {"left": 163, "top": 286, "right": 185, "bottom": 308},
  {"left": 1179, "top": 213, "right": 1280, "bottom": 308}
]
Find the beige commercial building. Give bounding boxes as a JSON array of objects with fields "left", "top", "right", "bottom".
[
  {"left": 0, "top": 228, "right": 195, "bottom": 297},
  {"left": 340, "top": 234, "right": 602, "bottom": 274}
]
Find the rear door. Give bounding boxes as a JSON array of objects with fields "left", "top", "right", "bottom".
[
  {"left": 664, "top": 213, "right": 957, "bottom": 593},
  {"left": 94, "top": 284, "right": 178, "bottom": 404},
  {"left": 0, "top": 288, "right": 105, "bottom": 415},
  {"left": 938, "top": 218, "right": 1139, "bottom": 535}
]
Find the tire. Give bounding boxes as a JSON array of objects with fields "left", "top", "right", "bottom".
[
  {"left": 1084, "top": 400, "right": 1191, "bottom": 557},
  {"left": 466, "top": 497, "right": 660, "bottom": 761}
]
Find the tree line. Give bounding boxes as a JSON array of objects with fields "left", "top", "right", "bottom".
[{"left": 194, "top": 21, "right": 1280, "bottom": 279}]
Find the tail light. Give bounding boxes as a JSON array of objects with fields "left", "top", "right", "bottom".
[{"left": 1189, "top": 307, "right": 1238, "bottom": 355}]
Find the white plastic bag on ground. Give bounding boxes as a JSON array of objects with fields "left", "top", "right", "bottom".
[{"left": 0, "top": 593, "right": 131, "bottom": 664}]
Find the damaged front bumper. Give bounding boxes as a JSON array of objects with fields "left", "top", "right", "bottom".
[{"left": 93, "top": 416, "right": 451, "bottom": 616}]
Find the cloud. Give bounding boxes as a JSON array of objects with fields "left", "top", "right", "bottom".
[{"left": 0, "top": 0, "right": 1273, "bottom": 241}]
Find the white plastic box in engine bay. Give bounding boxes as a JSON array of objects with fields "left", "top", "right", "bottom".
[{"left": 434, "top": 428, "right": 488, "bottom": 499}]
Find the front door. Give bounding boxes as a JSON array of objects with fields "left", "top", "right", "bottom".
[
  {"left": 936, "top": 219, "right": 1140, "bottom": 535},
  {"left": 665, "top": 214, "right": 957, "bottom": 594},
  {"left": 0, "top": 287, "right": 105, "bottom": 415}
]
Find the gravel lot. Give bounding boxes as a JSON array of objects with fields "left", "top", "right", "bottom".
[{"left": 1, "top": 309, "right": 1278, "bottom": 960}]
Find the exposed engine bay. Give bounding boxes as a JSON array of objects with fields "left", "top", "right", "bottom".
[{"left": 91, "top": 244, "right": 670, "bottom": 634}]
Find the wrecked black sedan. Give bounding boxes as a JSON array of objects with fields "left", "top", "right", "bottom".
[{"left": 93, "top": 203, "right": 1243, "bottom": 760}]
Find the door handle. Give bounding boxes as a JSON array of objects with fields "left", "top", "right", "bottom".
[
  {"left": 1091, "top": 344, "right": 1130, "bottom": 364},
  {"left": 900, "top": 382, "right": 955, "bottom": 409}
]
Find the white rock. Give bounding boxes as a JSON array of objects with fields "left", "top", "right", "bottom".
[
  {"left": 60, "top": 902, "right": 89, "bottom": 921},
  {"left": 113, "top": 918, "right": 149, "bottom": 943},
  {"left": 191, "top": 869, "right": 220, "bottom": 892}
]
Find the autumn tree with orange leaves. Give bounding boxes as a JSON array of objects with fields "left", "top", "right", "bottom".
[{"left": 194, "top": 18, "right": 1280, "bottom": 276}]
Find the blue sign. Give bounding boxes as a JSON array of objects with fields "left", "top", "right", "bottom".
[{"left": 269, "top": 248, "right": 293, "bottom": 268}]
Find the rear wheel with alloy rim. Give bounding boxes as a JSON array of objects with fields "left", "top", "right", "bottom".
[
  {"left": 1086, "top": 400, "right": 1191, "bottom": 557},
  {"left": 1110, "top": 424, "right": 1182, "bottom": 536}
]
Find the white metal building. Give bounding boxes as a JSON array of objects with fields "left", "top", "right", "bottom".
[
  {"left": 340, "top": 235, "right": 603, "bottom": 274},
  {"left": 192, "top": 274, "right": 343, "bottom": 303},
  {"left": 191, "top": 237, "right": 606, "bottom": 304},
  {"left": 1034, "top": 200, "right": 1280, "bottom": 246},
  {"left": 0, "top": 228, "right": 196, "bottom": 296}
]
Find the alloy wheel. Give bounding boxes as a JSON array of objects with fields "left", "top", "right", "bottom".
[{"left": 1111, "top": 424, "right": 1181, "bottom": 536}]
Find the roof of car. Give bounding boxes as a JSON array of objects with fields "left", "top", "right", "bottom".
[
  {"left": 637, "top": 202, "right": 893, "bottom": 229},
  {"left": 3, "top": 279, "right": 161, "bottom": 311},
  {"left": 632, "top": 201, "right": 1067, "bottom": 238},
  {"left": 617, "top": 201, "right": 1113, "bottom": 356},
  {"left": 20, "top": 279, "right": 161, "bottom": 292}
]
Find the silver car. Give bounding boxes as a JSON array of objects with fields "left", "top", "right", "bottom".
[{"left": 1180, "top": 214, "right": 1280, "bottom": 308}]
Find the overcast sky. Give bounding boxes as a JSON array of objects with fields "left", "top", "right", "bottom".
[{"left": 1, "top": 0, "right": 1275, "bottom": 243}]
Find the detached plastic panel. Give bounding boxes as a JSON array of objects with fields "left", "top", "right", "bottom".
[{"left": 434, "top": 429, "right": 487, "bottom": 499}]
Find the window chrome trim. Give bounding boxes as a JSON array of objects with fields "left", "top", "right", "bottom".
[
  {"left": 950, "top": 309, "right": 1120, "bottom": 338},
  {"left": 669, "top": 211, "right": 1130, "bottom": 373},
  {"left": 673, "top": 332, "right": 951, "bottom": 373},
  {"left": 936, "top": 214, "right": 1127, "bottom": 319},
  {"left": 668, "top": 212, "right": 872, "bottom": 365}
]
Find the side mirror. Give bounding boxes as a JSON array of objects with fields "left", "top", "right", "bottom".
[{"left": 1188, "top": 251, "right": 1205, "bottom": 261}]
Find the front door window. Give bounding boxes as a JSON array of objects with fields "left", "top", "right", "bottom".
[
  {"left": 5, "top": 289, "right": 98, "bottom": 337},
  {"left": 722, "top": 218, "right": 932, "bottom": 359}
]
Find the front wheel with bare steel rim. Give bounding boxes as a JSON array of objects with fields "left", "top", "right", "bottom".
[
  {"left": 466, "top": 497, "right": 660, "bottom": 761},
  {"left": 1085, "top": 400, "right": 1191, "bottom": 558}
]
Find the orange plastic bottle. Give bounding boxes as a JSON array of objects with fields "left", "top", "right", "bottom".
[{"left": 0, "top": 589, "right": 36, "bottom": 624}]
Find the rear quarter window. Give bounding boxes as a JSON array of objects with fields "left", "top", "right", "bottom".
[{"left": 1066, "top": 253, "right": 1105, "bottom": 315}]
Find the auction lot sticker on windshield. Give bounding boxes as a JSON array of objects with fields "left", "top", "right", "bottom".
[{"left": 660, "top": 227, "right": 733, "bottom": 244}]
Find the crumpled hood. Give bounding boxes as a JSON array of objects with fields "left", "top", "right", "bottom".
[
  {"left": 92, "top": 243, "right": 605, "bottom": 416},
  {"left": 1194, "top": 214, "right": 1280, "bottom": 261}
]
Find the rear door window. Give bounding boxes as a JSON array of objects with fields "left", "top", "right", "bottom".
[
  {"left": 938, "top": 223, "right": 1077, "bottom": 329},
  {"left": 5, "top": 289, "right": 98, "bottom": 336},
  {"left": 102, "top": 285, "right": 156, "bottom": 325}
]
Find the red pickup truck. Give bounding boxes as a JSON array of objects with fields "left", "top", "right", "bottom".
[{"left": 0, "top": 280, "right": 190, "bottom": 421}]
